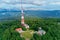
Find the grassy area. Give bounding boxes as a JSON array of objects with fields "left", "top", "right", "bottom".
[
  {"left": 21, "top": 30, "right": 34, "bottom": 39},
  {"left": 0, "top": 18, "right": 59, "bottom": 40}
]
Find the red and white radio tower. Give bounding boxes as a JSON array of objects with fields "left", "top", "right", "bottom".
[{"left": 21, "top": 0, "right": 29, "bottom": 29}]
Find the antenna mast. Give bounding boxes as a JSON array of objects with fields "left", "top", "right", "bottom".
[
  {"left": 21, "top": 0, "right": 25, "bottom": 24},
  {"left": 21, "top": 0, "right": 29, "bottom": 29}
]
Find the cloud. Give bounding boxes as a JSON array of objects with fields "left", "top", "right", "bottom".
[
  {"left": 32, "top": 0, "right": 46, "bottom": 5},
  {"left": 0, "top": 0, "right": 46, "bottom": 6},
  {"left": 50, "top": 2, "right": 60, "bottom": 5},
  {"left": 24, "top": 7, "right": 44, "bottom": 10},
  {"left": 0, "top": 0, "right": 60, "bottom": 10},
  {"left": 0, "top": 0, "right": 46, "bottom": 10},
  {"left": 2, "top": 13, "right": 6, "bottom": 15},
  {"left": 0, "top": 3, "right": 40, "bottom": 10}
]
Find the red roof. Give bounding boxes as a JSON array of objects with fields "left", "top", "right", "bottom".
[{"left": 15, "top": 28, "right": 22, "bottom": 31}]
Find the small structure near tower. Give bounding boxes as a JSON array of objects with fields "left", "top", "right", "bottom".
[
  {"left": 15, "top": 28, "right": 23, "bottom": 33},
  {"left": 37, "top": 27, "right": 46, "bottom": 35}
]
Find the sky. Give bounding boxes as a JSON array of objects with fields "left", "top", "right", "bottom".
[{"left": 0, "top": 0, "right": 60, "bottom": 10}]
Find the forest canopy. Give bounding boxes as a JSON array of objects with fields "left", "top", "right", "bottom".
[{"left": 0, "top": 18, "right": 59, "bottom": 40}]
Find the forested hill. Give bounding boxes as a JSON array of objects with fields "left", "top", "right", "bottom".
[
  {"left": 0, "top": 10, "right": 60, "bottom": 20},
  {"left": 0, "top": 18, "right": 60, "bottom": 40}
]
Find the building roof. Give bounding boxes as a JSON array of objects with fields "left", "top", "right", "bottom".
[{"left": 15, "top": 28, "right": 22, "bottom": 32}]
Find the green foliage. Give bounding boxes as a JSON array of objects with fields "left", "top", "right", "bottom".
[
  {"left": 21, "top": 30, "right": 34, "bottom": 39},
  {"left": 0, "top": 18, "right": 59, "bottom": 40},
  {"left": 33, "top": 33, "right": 41, "bottom": 40}
]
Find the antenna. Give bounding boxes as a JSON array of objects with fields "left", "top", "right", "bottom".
[
  {"left": 21, "top": 0, "right": 24, "bottom": 24},
  {"left": 21, "top": 0, "right": 23, "bottom": 14},
  {"left": 21, "top": 0, "right": 29, "bottom": 29}
]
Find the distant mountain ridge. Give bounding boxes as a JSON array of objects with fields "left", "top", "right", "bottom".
[
  {"left": 0, "top": 10, "right": 60, "bottom": 20},
  {"left": 0, "top": 8, "right": 20, "bottom": 12}
]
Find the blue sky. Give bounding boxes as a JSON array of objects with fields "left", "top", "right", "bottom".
[{"left": 0, "top": 0, "right": 60, "bottom": 10}]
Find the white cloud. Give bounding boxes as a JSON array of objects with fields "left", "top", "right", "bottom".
[
  {"left": 33, "top": 1, "right": 46, "bottom": 4},
  {"left": 0, "top": 0, "right": 60, "bottom": 10},
  {"left": 2, "top": 13, "right": 6, "bottom": 15},
  {"left": 50, "top": 2, "right": 60, "bottom": 5},
  {"left": 2, "top": 0, "right": 19, "bottom": 3},
  {"left": 0, "top": 0, "right": 47, "bottom": 6},
  {"left": 22, "top": 0, "right": 47, "bottom": 6},
  {"left": 0, "top": 3, "right": 40, "bottom": 10},
  {"left": 24, "top": 7, "right": 45, "bottom": 10}
]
